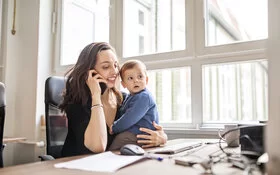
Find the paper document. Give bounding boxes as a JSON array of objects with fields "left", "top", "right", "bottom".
[{"left": 54, "top": 151, "right": 145, "bottom": 173}]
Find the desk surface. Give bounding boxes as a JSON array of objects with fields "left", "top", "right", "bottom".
[
  {"left": 0, "top": 139, "right": 260, "bottom": 175},
  {"left": 3, "top": 137, "right": 26, "bottom": 144}
]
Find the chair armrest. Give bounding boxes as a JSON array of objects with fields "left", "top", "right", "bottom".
[
  {"left": 38, "top": 155, "right": 55, "bottom": 161},
  {"left": 1, "top": 144, "right": 6, "bottom": 151}
]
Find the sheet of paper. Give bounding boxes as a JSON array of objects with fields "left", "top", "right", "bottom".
[{"left": 54, "top": 151, "right": 145, "bottom": 173}]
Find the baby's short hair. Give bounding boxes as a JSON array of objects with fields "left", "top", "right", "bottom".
[{"left": 120, "top": 60, "right": 147, "bottom": 80}]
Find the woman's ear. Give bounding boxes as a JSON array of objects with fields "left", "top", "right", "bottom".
[{"left": 146, "top": 76, "right": 149, "bottom": 84}]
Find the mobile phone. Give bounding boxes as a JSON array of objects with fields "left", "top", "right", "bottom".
[
  {"left": 92, "top": 73, "right": 107, "bottom": 95},
  {"left": 99, "top": 82, "right": 107, "bottom": 95},
  {"left": 174, "top": 156, "right": 201, "bottom": 166}
]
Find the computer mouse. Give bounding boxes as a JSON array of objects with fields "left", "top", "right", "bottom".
[{"left": 120, "top": 144, "right": 145, "bottom": 156}]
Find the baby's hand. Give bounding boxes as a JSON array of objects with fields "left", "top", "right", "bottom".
[{"left": 109, "top": 125, "right": 114, "bottom": 135}]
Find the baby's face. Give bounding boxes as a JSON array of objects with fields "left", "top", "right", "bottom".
[{"left": 121, "top": 65, "right": 148, "bottom": 94}]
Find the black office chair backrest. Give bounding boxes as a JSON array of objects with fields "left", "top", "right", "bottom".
[
  {"left": 45, "top": 76, "right": 68, "bottom": 159},
  {"left": 0, "top": 82, "right": 6, "bottom": 167}
]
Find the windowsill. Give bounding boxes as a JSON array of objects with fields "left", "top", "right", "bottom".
[
  {"left": 164, "top": 127, "right": 219, "bottom": 136},
  {"left": 39, "top": 123, "right": 265, "bottom": 138},
  {"left": 163, "top": 121, "right": 266, "bottom": 139}
]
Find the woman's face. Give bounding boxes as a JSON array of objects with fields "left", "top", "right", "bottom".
[{"left": 94, "top": 49, "right": 119, "bottom": 88}]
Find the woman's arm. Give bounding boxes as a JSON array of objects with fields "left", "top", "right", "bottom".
[
  {"left": 84, "top": 70, "right": 108, "bottom": 153},
  {"left": 136, "top": 121, "right": 168, "bottom": 148},
  {"left": 84, "top": 100, "right": 108, "bottom": 153}
]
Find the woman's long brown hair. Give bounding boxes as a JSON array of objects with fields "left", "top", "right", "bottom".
[{"left": 60, "top": 42, "right": 123, "bottom": 111}]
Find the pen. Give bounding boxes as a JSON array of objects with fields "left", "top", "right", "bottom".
[{"left": 145, "top": 154, "right": 164, "bottom": 161}]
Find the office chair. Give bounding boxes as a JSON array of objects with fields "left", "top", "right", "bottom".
[
  {"left": 39, "top": 76, "right": 68, "bottom": 161},
  {"left": 0, "top": 82, "right": 6, "bottom": 167}
]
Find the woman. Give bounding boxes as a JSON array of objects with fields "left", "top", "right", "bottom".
[{"left": 60, "top": 42, "right": 167, "bottom": 157}]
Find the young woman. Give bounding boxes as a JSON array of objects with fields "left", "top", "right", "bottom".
[{"left": 60, "top": 42, "right": 167, "bottom": 157}]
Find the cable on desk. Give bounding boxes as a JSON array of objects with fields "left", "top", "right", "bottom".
[
  {"left": 216, "top": 125, "right": 265, "bottom": 174},
  {"left": 218, "top": 125, "right": 263, "bottom": 156}
]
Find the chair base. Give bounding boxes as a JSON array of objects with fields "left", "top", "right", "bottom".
[{"left": 38, "top": 155, "right": 55, "bottom": 161}]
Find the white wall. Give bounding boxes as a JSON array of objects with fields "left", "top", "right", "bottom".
[
  {"left": 266, "top": 0, "right": 280, "bottom": 174},
  {"left": 1, "top": 0, "right": 53, "bottom": 166}
]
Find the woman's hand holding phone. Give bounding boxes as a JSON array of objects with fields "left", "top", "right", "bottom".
[{"left": 87, "top": 70, "right": 107, "bottom": 96}]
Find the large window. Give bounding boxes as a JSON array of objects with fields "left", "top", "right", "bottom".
[
  {"left": 148, "top": 67, "right": 192, "bottom": 123},
  {"left": 58, "top": 0, "right": 110, "bottom": 66},
  {"left": 203, "top": 60, "right": 268, "bottom": 123},
  {"left": 123, "top": 0, "right": 186, "bottom": 57},
  {"left": 55, "top": 0, "right": 268, "bottom": 129},
  {"left": 205, "top": 0, "right": 267, "bottom": 46}
]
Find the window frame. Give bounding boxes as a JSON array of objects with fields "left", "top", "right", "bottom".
[
  {"left": 53, "top": 0, "right": 267, "bottom": 130},
  {"left": 0, "top": 0, "right": 3, "bottom": 81},
  {"left": 54, "top": 0, "right": 71, "bottom": 74}
]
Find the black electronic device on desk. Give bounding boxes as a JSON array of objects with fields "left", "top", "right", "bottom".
[{"left": 239, "top": 123, "right": 266, "bottom": 159}]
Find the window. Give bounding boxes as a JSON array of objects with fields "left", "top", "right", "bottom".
[
  {"left": 138, "top": 10, "right": 144, "bottom": 25},
  {"left": 203, "top": 60, "right": 268, "bottom": 123},
  {"left": 123, "top": 0, "right": 186, "bottom": 57},
  {"left": 148, "top": 67, "right": 191, "bottom": 123},
  {"left": 139, "top": 35, "right": 144, "bottom": 54},
  {"left": 56, "top": 0, "right": 268, "bottom": 129},
  {"left": 57, "top": 0, "right": 110, "bottom": 66},
  {"left": 205, "top": 0, "right": 267, "bottom": 46}
]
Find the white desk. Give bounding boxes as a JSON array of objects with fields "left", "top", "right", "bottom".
[{"left": 0, "top": 139, "right": 262, "bottom": 175}]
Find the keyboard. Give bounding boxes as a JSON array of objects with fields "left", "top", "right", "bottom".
[{"left": 148, "top": 141, "right": 203, "bottom": 154}]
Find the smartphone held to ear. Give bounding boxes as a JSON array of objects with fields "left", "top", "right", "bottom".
[
  {"left": 92, "top": 72, "right": 107, "bottom": 95},
  {"left": 99, "top": 82, "right": 107, "bottom": 95}
]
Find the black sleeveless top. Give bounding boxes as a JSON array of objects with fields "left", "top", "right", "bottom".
[{"left": 61, "top": 92, "right": 127, "bottom": 157}]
